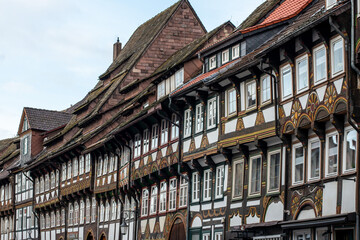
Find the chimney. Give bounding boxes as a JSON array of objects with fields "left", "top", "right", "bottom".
[{"left": 113, "top": 37, "right": 122, "bottom": 61}]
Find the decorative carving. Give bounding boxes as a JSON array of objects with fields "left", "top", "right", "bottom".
[
  {"left": 236, "top": 117, "right": 245, "bottom": 131},
  {"left": 324, "top": 84, "right": 337, "bottom": 112},
  {"left": 278, "top": 105, "right": 286, "bottom": 118},
  {"left": 189, "top": 138, "right": 196, "bottom": 152},
  {"left": 314, "top": 188, "right": 323, "bottom": 216},
  {"left": 255, "top": 111, "right": 265, "bottom": 125},
  {"left": 291, "top": 100, "right": 302, "bottom": 126},
  {"left": 200, "top": 135, "right": 209, "bottom": 148},
  {"left": 306, "top": 92, "right": 320, "bottom": 120}
]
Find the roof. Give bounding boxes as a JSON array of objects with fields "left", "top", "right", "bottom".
[
  {"left": 23, "top": 107, "right": 73, "bottom": 132},
  {"left": 99, "top": 0, "right": 183, "bottom": 80},
  {"left": 0, "top": 137, "right": 19, "bottom": 165}
]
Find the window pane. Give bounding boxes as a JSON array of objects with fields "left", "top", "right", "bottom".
[
  {"left": 250, "top": 157, "right": 261, "bottom": 194},
  {"left": 327, "top": 135, "right": 338, "bottom": 174},
  {"left": 295, "top": 147, "right": 304, "bottom": 183},
  {"left": 345, "top": 130, "right": 357, "bottom": 171},
  {"left": 233, "top": 161, "right": 243, "bottom": 197},
  {"left": 297, "top": 57, "right": 308, "bottom": 90},
  {"left": 315, "top": 47, "right": 326, "bottom": 82},
  {"left": 247, "top": 82, "right": 256, "bottom": 108},
  {"left": 262, "top": 76, "right": 271, "bottom": 103},
  {"left": 333, "top": 39, "right": 344, "bottom": 74},
  {"left": 282, "top": 67, "right": 292, "bottom": 98},
  {"left": 310, "top": 141, "right": 320, "bottom": 179},
  {"left": 269, "top": 153, "right": 280, "bottom": 191}
]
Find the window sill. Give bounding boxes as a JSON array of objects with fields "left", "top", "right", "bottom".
[
  {"left": 231, "top": 197, "right": 243, "bottom": 202},
  {"left": 247, "top": 194, "right": 261, "bottom": 200},
  {"left": 260, "top": 100, "right": 272, "bottom": 108},
  {"left": 266, "top": 191, "right": 280, "bottom": 197},
  {"left": 202, "top": 200, "right": 212, "bottom": 204},
  {"left": 341, "top": 170, "right": 356, "bottom": 177},
  {"left": 190, "top": 201, "right": 200, "bottom": 205},
  {"left": 214, "top": 196, "right": 224, "bottom": 202}
]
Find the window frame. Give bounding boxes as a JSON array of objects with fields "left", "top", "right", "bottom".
[
  {"left": 267, "top": 150, "right": 281, "bottom": 193},
  {"left": 240, "top": 41, "right": 246, "bottom": 57},
  {"left": 150, "top": 185, "right": 158, "bottom": 215},
  {"left": 313, "top": 44, "right": 327, "bottom": 84},
  {"left": 184, "top": 109, "right": 192, "bottom": 138},
  {"left": 192, "top": 172, "right": 200, "bottom": 203},
  {"left": 209, "top": 55, "right": 217, "bottom": 70},
  {"left": 326, "top": 0, "right": 337, "bottom": 9},
  {"left": 169, "top": 178, "right": 177, "bottom": 211},
  {"left": 280, "top": 64, "right": 293, "bottom": 101},
  {"left": 292, "top": 143, "right": 305, "bottom": 185},
  {"left": 157, "top": 81, "right": 165, "bottom": 100},
  {"left": 175, "top": 68, "right": 184, "bottom": 88},
  {"left": 207, "top": 97, "right": 217, "bottom": 129},
  {"left": 232, "top": 45, "right": 239, "bottom": 59},
  {"left": 215, "top": 165, "right": 224, "bottom": 199},
  {"left": 245, "top": 80, "right": 257, "bottom": 110},
  {"left": 343, "top": 127, "right": 357, "bottom": 173},
  {"left": 260, "top": 74, "right": 271, "bottom": 105},
  {"left": 222, "top": 49, "right": 229, "bottom": 64},
  {"left": 159, "top": 181, "right": 167, "bottom": 213},
  {"left": 203, "top": 169, "right": 212, "bottom": 201},
  {"left": 325, "top": 131, "right": 339, "bottom": 177},
  {"left": 195, "top": 104, "right": 204, "bottom": 133},
  {"left": 226, "top": 88, "right": 237, "bottom": 116},
  {"left": 151, "top": 124, "right": 159, "bottom": 150},
  {"left": 171, "top": 114, "right": 179, "bottom": 140},
  {"left": 331, "top": 35, "right": 345, "bottom": 77},
  {"left": 141, "top": 188, "right": 149, "bottom": 217},
  {"left": 134, "top": 134, "right": 141, "bottom": 158},
  {"left": 179, "top": 176, "right": 188, "bottom": 207},
  {"left": 249, "top": 155, "right": 262, "bottom": 196},
  {"left": 160, "top": 119, "right": 168, "bottom": 145},
  {"left": 308, "top": 138, "right": 321, "bottom": 181},
  {"left": 295, "top": 54, "right": 309, "bottom": 94},
  {"left": 143, "top": 129, "right": 149, "bottom": 153}
]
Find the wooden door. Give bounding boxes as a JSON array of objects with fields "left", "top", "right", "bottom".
[{"left": 169, "top": 218, "right": 186, "bottom": 240}]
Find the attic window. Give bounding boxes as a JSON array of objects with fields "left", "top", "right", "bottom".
[
  {"left": 326, "top": 0, "right": 337, "bottom": 9},
  {"left": 23, "top": 117, "right": 28, "bottom": 132},
  {"left": 209, "top": 55, "right": 217, "bottom": 70}
]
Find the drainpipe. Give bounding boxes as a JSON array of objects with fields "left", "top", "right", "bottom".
[
  {"left": 330, "top": 12, "right": 360, "bottom": 240},
  {"left": 168, "top": 97, "right": 190, "bottom": 240}
]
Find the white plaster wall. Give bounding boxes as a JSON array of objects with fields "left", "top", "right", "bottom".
[
  {"left": 298, "top": 94, "right": 308, "bottom": 109},
  {"left": 283, "top": 102, "right": 292, "bottom": 117},
  {"left": 141, "top": 219, "right": 147, "bottom": 234},
  {"left": 323, "top": 181, "right": 337, "bottom": 216},
  {"left": 243, "top": 113, "right": 257, "bottom": 128},
  {"left": 149, "top": 218, "right": 156, "bottom": 234},
  {"left": 172, "top": 142, "right": 178, "bottom": 152},
  {"left": 207, "top": 130, "right": 218, "bottom": 144},
  {"left": 264, "top": 202, "right": 284, "bottom": 222},
  {"left": 192, "top": 216, "right": 202, "bottom": 228},
  {"left": 195, "top": 135, "right": 202, "bottom": 149},
  {"left": 230, "top": 202, "right": 242, "bottom": 209},
  {"left": 225, "top": 118, "right": 237, "bottom": 134},
  {"left": 202, "top": 203, "right": 212, "bottom": 211},
  {"left": 246, "top": 214, "right": 260, "bottom": 224},
  {"left": 297, "top": 209, "right": 316, "bottom": 220},
  {"left": 161, "top": 147, "right": 167, "bottom": 157},
  {"left": 341, "top": 180, "right": 356, "bottom": 213},
  {"left": 183, "top": 139, "right": 191, "bottom": 153},
  {"left": 190, "top": 205, "right": 200, "bottom": 212},
  {"left": 109, "top": 224, "right": 114, "bottom": 240},
  {"left": 263, "top": 106, "right": 275, "bottom": 122},
  {"left": 334, "top": 78, "right": 343, "bottom": 94},
  {"left": 214, "top": 196, "right": 227, "bottom": 208},
  {"left": 159, "top": 216, "right": 166, "bottom": 232},
  {"left": 316, "top": 85, "right": 327, "bottom": 101},
  {"left": 247, "top": 200, "right": 260, "bottom": 207}
]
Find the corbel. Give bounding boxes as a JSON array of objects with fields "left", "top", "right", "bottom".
[
  {"left": 330, "top": 114, "right": 344, "bottom": 135},
  {"left": 280, "top": 132, "right": 292, "bottom": 148},
  {"left": 204, "top": 155, "right": 216, "bottom": 171},
  {"left": 191, "top": 159, "right": 203, "bottom": 173},
  {"left": 168, "top": 165, "right": 178, "bottom": 176},
  {"left": 157, "top": 169, "right": 168, "bottom": 179},
  {"left": 220, "top": 148, "right": 232, "bottom": 165},
  {"left": 312, "top": 121, "right": 326, "bottom": 141},
  {"left": 149, "top": 172, "right": 159, "bottom": 183},
  {"left": 209, "top": 83, "right": 223, "bottom": 93},
  {"left": 184, "top": 96, "right": 196, "bottom": 111},
  {"left": 249, "top": 66, "right": 262, "bottom": 81},
  {"left": 266, "top": 55, "right": 280, "bottom": 77},
  {"left": 283, "top": 45, "right": 295, "bottom": 66},
  {"left": 228, "top": 76, "right": 241, "bottom": 93},
  {"left": 181, "top": 162, "right": 192, "bottom": 174},
  {"left": 237, "top": 144, "right": 249, "bottom": 161},
  {"left": 299, "top": 35, "right": 312, "bottom": 55},
  {"left": 196, "top": 90, "right": 208, "bottom": 105},
  {"left": 295, "top": 127, "right": 308, "bottom": 147},
  {"left": 314, "top": 27, "right": 330, "bottom": 48},
  {"left": 255, "top": 139, "right": 267, "bottom": 156}
]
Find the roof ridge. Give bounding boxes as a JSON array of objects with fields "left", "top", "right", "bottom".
[{"left": 24, "top": 106, "right": 72, "bottom": 114}]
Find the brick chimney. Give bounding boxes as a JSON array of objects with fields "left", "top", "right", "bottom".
[{"left": 113, "top": 37, "right": 122, "bottom": 61}]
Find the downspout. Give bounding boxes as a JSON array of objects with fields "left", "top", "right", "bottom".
[
  {"left": 168, "top": 97, "right": 190, "bottom": 240},
  {"left": 330, "top": 14, "right": 360, "bottom": 240}
]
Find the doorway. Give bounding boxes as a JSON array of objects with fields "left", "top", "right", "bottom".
[{"left": 169, "top": 218, "right": 186, "bottom": 240}]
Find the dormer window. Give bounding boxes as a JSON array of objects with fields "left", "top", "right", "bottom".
[
  {"left": 232, "top": 45, "right": 239, "bottom": 59},
  {"left": 222, "top": 49, "right": 229, "bottom": 64},
  {"left": 240, "top": 41, "right": 246, "bottom": 57},
  {"left": 22, "top": 117, "right": 28, "bottom": 132},
  {"left": 175, "top": 68, "right": 184, "bottom": 88},
  {"left": 209, "top": 55, "right": 217, "bottom": 70},
  {"left": 157, "top": 82, "right": 165, "bottom": 100},
  {"left": 22, "top": 136, "right": 29, "bottom": 156}
]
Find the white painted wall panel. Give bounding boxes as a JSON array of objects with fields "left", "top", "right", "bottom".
[
  {"left": 323, "top": 181, "right": 337, "bottom": 216},
  {"left": 283, "top": 102, "right": 292, "bottom": 117},
  {"left": 225, "top": 118, "right": 237, "bottom": 134},
  {"left": 264, "top": 202, "right": 284, "bottom": 222},
  {"left": 243, "top": 113, "right": 257, "bottom": 128},
  {"left": 207, "top": 129, "right": 218, "bottom": 144},
  {"left": 316, "top": 85, "right": 327, "bottom": 101},
  {"left": 298, "top": 94, "right": 308, "bottom": 109},
  {"left": 334, "top": 78, "right": 343, "bottom": 94},
  {"left": 263, "top": 106, "right": 275, "bottom": 122},
  {"left": 342, "top": 180, "right": 356, "bottom": 213},
  {"left": 183, "top": 139, "right": 191, "bottom": 153},
  {"left": 195, "top": 135, "right": 202, "bottom": 149}
]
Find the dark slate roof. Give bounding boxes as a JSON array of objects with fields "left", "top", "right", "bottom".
[
  {"left": 99, "top": 0, "right": 183, "bottom": 80},
  {"left": 24, "top": 107, "right": 73, "bottom": 132},
  {"left": 0, "top": 137, "right": 19, "bottom": 165},
  {"left": 0, "top": 138, "right": 15, "bottom": 153}
]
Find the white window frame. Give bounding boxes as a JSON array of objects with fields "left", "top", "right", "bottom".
[
  {"left": 103, "top": 154, "right": 108, "bottom": 175},
  {"left": 157, "top": 81, "right": 165, "bottom": 100},
  {"left": 215, "top": 165, "right": 224, "bottom": 199},
  {"left": 62, "top": 163, "right": 66, "bottom": 181},
  {"left": 159, "top": 181, "right": 167, "bottom": 213},
  {"left": 111, "top": 199, "right": 117, "bottom": 220},
  {"left": 292, "top": 143, "right": 305, "bottom": 185},
  {"left": 203, "top": 169, "right": 212, "bottom": 201},
  {"left": 207, "top": 97, "right": 217, "bottom": 129},
  {"left": 209, "top": 55, "right": 217, "bottom": 70},
  {"left": 215, "top": 232, "right": 223, "bottom": 240},
  {"left": 232, "top": 45, "right": 239, "bottom": 59},
  {"left": 313, "top": 44, "right": 327, "bottom": 84},
  {"left": 331, "top": 35, "right": 345, "bottom": 77},
  {"left": 261, "top": 75, "right": 271, "bottom": 104},
  {"left": 143, "top": 129, "right": 149, "bottom": 153},
  {"left": 245, "top": 80, "right": 257, "bottom": 110},
  {"left": 150, "top": 186, "right": 158, "bottom": 215},
  {"left": 160, "top": 119, "right": 168, "bottom": 145},
  {"left": 73, "top": 157, "right": 78, "bottom": 177},
  {"left": 175, "top": 68, "right": 184, "bottom": 88},
  {"left": 325, "top": 132, "right": 339, "bottom": 177},
  {"left": 134, "top": 134, "right": 141, "bottom": 157},
  {"left": 151, "top": 124, "right": 159, "bottom": 150},
  {"left": 141, "top": 189, "right": 149, "bottom": 217},
  {"left": 179, "top": 176, "right": 188, "bottom": 207},
  {"left": 308, "top": 138, "right": 321, "bottom": 181},
  {"left": 91, "top": 197, "right": 96, "bottom": 223},
  {"left": 171, "top": 114, "right": 179, "bottom": 140},
  {"left": 195, "top": 104, "right": 203, "bottom": 133},
  {"left": 85, "top": 153, "right": 91, "bottom": 173},
  {"left": 169, "top": 178, "right": 177, "bottom": 211},
  {"left": 67, "top": 161, "right": 72, "bottom": 179},
  {"left": 267, "top": 150, "right": 281, "bottom": 193},
  {"left": 203, "top": 233, "right": 211, "bottom": 240},
  {"left": 79, "top": 155, "right": 84, "bottom": 175},
  {"left": 296, "top": 54, "right": 309, "bottom": 94},
  {"left": 222, "top": 49, "right": 229, "bottom": 64},
  {"left": 80, "top": 200, "right": 84, "bottom": 224},
  {"left": 227, "top": 88, "right": 237, "bottom": 116},
  {"left": 343, "top": 127, "right": 357, "bottom": 173},
  {"left": 249, "top": 156, "right": 262, "bottom": 196},
  {"left": 280, "top": 64, "right": 293, "bottom": 101},
  {"left": 192, "top": 172, "right": 200, "bottom": 202},
  {"left": 184, "top": 109, "right": 192, "bottom": 138}
]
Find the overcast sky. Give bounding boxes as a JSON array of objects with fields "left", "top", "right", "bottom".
[{"left": 0, "top": 0, "right": 264, "bottom": 139}]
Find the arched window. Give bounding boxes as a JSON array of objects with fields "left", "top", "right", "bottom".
[
  {"left": 56, "top": 210, "right": 60, "bottom": 227},
  {"left": 91, "top": 197, "right": 96, "bottom": 223},
  {"left": 141, "top": 189, "right": 149, "bottom": 217},
  {"left": 68, "top": 204, "right": 73, "bottom": 226},
  {"left": 45, "top": 174, "right": 50, "bottom": 191},
  {"left": 100, "top": 202, "right": 104, "bottom": 222},
  {"left": 79, "top": 155, "right": 84, "bottom": 175},
  {"left": 86, "top": 198, "right": 91, "bottom": 223},
  {"left": 109, "top": 154, "right": 114, "bottom": 173},
  {"left": 103, "top": 155, "right": 108, "bottom": 175},
  {"left": 114, "top": 155, "right": 118, "bottom": 172},
  {"left": 61, "top": 208, "right": 65, "bottom": 226},
  {"left": 62, "top": 163, "right": 66, "bottom": 181},
  {"left": 97, "top": 157, "right": 103, "bottom": 177},
  {"left": 80, "top": 200, "right": 84, "bottom": 224},
  {"left": 73, "top": 157, "right": 78, "bottom": 177},
  {"left": 85, "top": 153, "right": 91, "bottom": 173},
  {"left": 111, "top": 198, "right": 117, "bottom": 220},
  {"left": 51, "top": 171, "right": 55, "bottom": 189},
  {"left": 40, "top": 214, "right": 45, "bottom": 229},
  {"left": 74, "top": 202, "right": 79, "bottom": 225},
  {"left": 117, "top": 200, "right": 121, "bottom": 220},
  {"left": 51, "top": 211, "right": 55, "bottom": 228},
  {"left": 40, "top": 176, "right": 44, "bottom": 193},
  {"left": 105, "top": 201, "right": 110, "bottom": 221},
  {"left": 67, "top": 161, "right": 72, "bottom": 179},
  {"left": 46, "top": 213, "right": 50, "bottom": 229}
]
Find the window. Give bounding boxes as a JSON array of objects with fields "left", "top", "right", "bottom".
[
  {"left": 73, "top": 157, "right": 78, "bottom": 177},
  {"left": 175, "top": 68, "right": 184, "bottom": 88},
  {"left": 22, "top": 136, "right": 29, "bottom": 156},
  {"left": 184, "top": 109, "right": 192, "bottom": 137},
  {"left": 293, "top": 230, "right": 311, "bottom": 240},
  {"left": 227, "top": 88, "right": 236, "bottom": 115},
  {"left": 40, "top": 176, "right": 44, "bottom": 193},
  {"left": 326, "top": 0, "right": 337, "bottom": 9},
  {"left": 308, "top": 139, "right": 321, "bottom": 180},
  {"left": 232, "top": 45, "right": 239, "bottom": 59},
  {"left": 240, "top": 41, "right": 246, "bottom": 57},
  {"left": 134, "top": 134, "right": 141, "bottom": 157},
  {"left": 222, "top": 49, "right": 229, "bottom": 64},
  {"left": 215, "top": 166, "right": 224, "bottom": 198},
  {"left": 268, "top": 151, "right": 281, "bottom": 192},
  {"left": 192, "top": 172, "right": 200, "bottom": 202},
  {"left": 157, "top": 81, "right": 165, "bottom": 99},
  {"left": 46, "top": 213, "right": 50, "bottom": 229},
  {"left": 105, "top": 201, "right": 110, "bottom": 221},
  {"left": 143, "top": 129, "right": 149, "bottom": 153},
  {"left": 169, "top": 178, "right": 177, "bottom": 210},
  {"left": 331, "top": 36, "right": 344, "bottom": 76},
  {"left": 171, "top": 114, "right": 179, "bottom": 140},
  {"left": 215, "top": 232, "right": 223, "bottom": 240},
  {"left": 203, "top": 170, "right": 212, "bottom": 201},
  {"left": 80, "top": 200, "right": 84, "bottom": 224},
  {"left": 343, "top": 128, "right": 357, "bottom": 172},
  {"left": 103, "top": 154, "right": 108, "bottom": 175},
  {"left": 85, "top": 153, "right": 91, "bottom": 173},
  {"left": 74, "top": 202, "right": 79, "bottom": 225},
  {"left": 293, "top": 144, "right": 304, "bottom": 184},
  {"left": 195, "top": 104, "right": 203, "bottom": 133},
  {"left": 56, "top": 210, "right": 60, "bottom": 227},
  {"left": 111, "top": 199, "right": 117, "bottom": 220},
  {"left": 141, "top": 189, "right": 149, "bottom": 216},
  {"left": 86, "top": 198, "right": 91, "bottom": 223},
  {"left": 91, "top": 197, "right": 96, "bottom": 222},
  {"left": 209, "top": 55, "right": 216, "bottom": 70},
  {"left": 281, "top": 65, "right": 293, "bottom": 100},
  {"left": 326, "top": 133, "right": 338, "bottom": 176},
  {"left": 150, "top": 186, "right": 158, "bottom": 215},
  {"left": 314, "top": 45, "right": 327, "bottom": 83},
  {"left": 68, "top": 204, "right": 73, "bottom": 226},
  {"left": 100, "top": 202, "right": 104, "bottom": 222},
  {"left": 203, "top": 233, "right": 211, "bottom": 240},
  {"left": 109, "top": 154, "right": 114, "bottom": 173},
  {"left": 67, "top": 161, "right": 72, "bottom": 179},
  {"left": 22, "top": 117, "right": 28, "bottom": 132},
  {"left": 161, "top": 119, "right": 168, "bottom": 145},
  {"left": 45, "top": 174, "right": 49, "bottom": 191},
  {"left": 51, "top": 172, "right": 55, "bottom": 189},
  {"left": 97, "top": 157, "right": 103, "bottom": 177},
  {"left": 246, "top": 80, "right": 256, "bottom": 110},
  {"left": 159, "top": 181, "right": 167, "bottom": 212},
  {"left": 79, "top": 155, "right": 84, "bottom": 175},
  {"left": 151, "top": 124, "right": 159, "bottom": 149},
  {"left": 61, "top": 208, "right": 65, "bottom": 226},
  {"left": 249, "top": 156, "right": 261, "bottom": 195},
  {"left": 35, "top": 178, "right": 39, "bottom": 194},
  {"left": 62, "top": 163, "right": 66, "bottom": 181},
  {"left": 207, "top": 97, "right": 217, "bottom": 129},
  {"left": 261, "top": 75, "right": 271, "bottom": 104},
  {"left": 296, "top": 55, "right": 309, "bottom": 93},
  {"left": 179, "top": 176, "right": 188, "bottom": 207}
]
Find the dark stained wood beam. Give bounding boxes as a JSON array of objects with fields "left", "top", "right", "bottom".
[
  {"left": 312, "top": 121, "right": 326, "bottom": 141},
  {"left": 191, "top": 159, "right": 203, "bottom": 173},
  {"left": 237, "top": 144, "right": 249, "bottom": 161},
  {"left": 220, "top": 148, "right": 232, "bottom": 165},
  {"left": 255, "top": 139, "right": 267, "bottom": 156},
  {"left": 330, "top": 114, "right": 344, "bottom": 135},
  {"left": 204, "top": 155, "right": 216, "bottom": 171},
  {"left": 196, "top": 90, "right": 208, "bottom": 105},
  {"left": 295, "top": 128, "right": 308, "bottom": 147}
]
